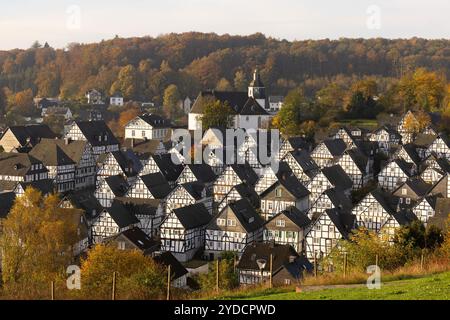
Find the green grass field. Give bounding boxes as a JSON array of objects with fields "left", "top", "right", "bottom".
[{"left": 220, "top": 272, "right": 450, "bottom": 300}]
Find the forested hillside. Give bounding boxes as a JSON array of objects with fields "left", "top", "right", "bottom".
[{"left": 0, "top": 33, "right": 449, "bottom": 106}]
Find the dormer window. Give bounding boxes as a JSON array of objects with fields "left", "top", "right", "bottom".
[{"left": 275, "top": 188, "right": 282, "bottom": 198}]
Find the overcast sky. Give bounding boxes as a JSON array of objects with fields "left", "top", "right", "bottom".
[{"left": 0, "top": 0, "right": 448, "bottom": 50}]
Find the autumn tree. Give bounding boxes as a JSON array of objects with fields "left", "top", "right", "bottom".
[
  {"left": 12, "top": 89, "right": 35, "bottom": 116},
  {"left": 198, "top": 252, "right": 239, "bottom": 291},
  {"left": 216, "top": 78, "right": 233, "bottom": 91},
  {"left": 316, "top": 82, "right": 345, "bottom": 109},
  {"left": 80, "top": 244, "right": 166, "bottom": 299},
  {"left": 0, "top": 188, "right": 78, "bottom": 289},
  {"left": 163, "top": 84, "right": 181, "bottom": 119},
  {"left": 201, "top": 99, "right": 235, "bottom": 130},
  {"left": 234, "top": 70, "right": 247, "bottom": 91},
  {"left": 110, "top": 65, "right": 139, "bottom": 100}
]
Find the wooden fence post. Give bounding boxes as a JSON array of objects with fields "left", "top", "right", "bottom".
[
  {"left": 216, "top": 259, "right": 220, "bottom": 293},
  {"left": 51, "top": 281, "right": 55, "bottom": 300},
  {"left": 420, "top": 252, "right": 424, "bottom": 271},
  {"left": 343, "top": 252, "right": 347, "bottom": 278},
  {"left": 314, "top": 254, "right": 317, "bottom": 278},
  {"left": 166, "top": 265, "right": 171, "bottom": 300},
  {"left": 112, "top": 272, "right": 116, "bottom": 301},
  {"left": 269, "top": 254, "right": 273, "bottom": 289}
]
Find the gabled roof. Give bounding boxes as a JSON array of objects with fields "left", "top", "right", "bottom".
[
  {"left": 429, "top": 198, "right": 450, "bottom": 230},
  {"left": 414, "top": 133, "right": 437, "bottom": 148},
  {"left": 323, "top": 189, "right": 353, "bottom": 212},
  {"left": 324, "top": 208, "right": 355, "bottom": 240},
  {"left": 140, "top": 173, "right": 172, "bottom": 199},
  {"left": 345, "top": 148, "right": 368, "bottom": 173},
  {"left": 230, "top": 163, "right": 259, "bottom": 186},
  {"left": 104, "top": 201, "right": 139, "bottom": 228},
  {"left": 62, "top": 189, "right": 102, "bottom": 216},
  {"left": 16, "top": 179, "right": 55, "bottom": 196},
  {"left": 239, "top": 97, "right": 268, "bottom": 116},
  {"left": 232, "top": 183, "right": 260, "bottom": 209},
  {"left": 288, "top": 150, "right": 319, "bottom": 173},
  {"left": 322, "top": 139, "right": 347, "bottom": 156},
  {"left": 223, "top": 198, "right": 265, "bottom": 233},
  {"left": 372, "top": 125, "right": 401, "bottom": 138},
  {"left": 150, "top": 154, "right": 184, "bottom": 181},
  {"left": 261, "top": 175, "right": 310, "bottom": 200},
  {"left": 395, "top": 178, "right": 433, "bottom": 198},
  {"left": 103, "top": 175, "right": 129, "bottom": 197},
  {"left": 321, "top": 165, "right": 353, "bottom": 191},
  {"left": 0, "top": 153, "right": 47, "bottom": 177},
  {"left": 399, "top": 144, "right": 421, "bottom": 165},
  {"left": 98, "top": 150, "right": 142, "bottom": 177},
  {"left": 284, "top": 136, "right": 312, "bottom": 151},
  {"left": 29, "top": 139, "right": 76, "bottom": 167},
  {"left": 370, "top": 188, "right": 399, "bottom": 216},
  {"left": 123, "top": 138, "right": 167, "bottom": 158},
  {"left": 171, "top": 203, "right": 211, "bottom": 229},
  {"left": 190, "top": 91, "right": 248, "bottom": 114},
  {"left": 237, "top": 243, "right": 299, "bottom": 272},
  {"left": 4, "top": 124, "right": 57, "bottom": 147},
  {"left": 267, "top": 206, "right": 311, "bottom": 229},
  {"left": 186, "top": 164, "right": 217, "bottom": 183},
  {"left": 138, "top": 114, "right": 172, "bottom": 128},
  {"left": 152, "top": 251, "right": 188, "bottom": 280},
  {"left": 107, "top": 227, "right": 160, "bottom": 253},
  {"left": 73, "top": 121, "right": 119, "bottom": 146},
  {"left": 180, "top": 181, "right": 205, "bottom": 200}
]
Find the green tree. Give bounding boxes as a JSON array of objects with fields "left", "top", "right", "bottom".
[
  {"left": 163, "top": 84, "right": 181, "bottom": 119},
  {"left": 198, "top": 252, "right": 239, "bottom": 291},
  {"left": 201, "top": 98, "right": 235, "bottom": 130}
]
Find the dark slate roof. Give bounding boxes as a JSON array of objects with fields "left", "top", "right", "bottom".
[
  {"left": 105, "top": 201, "right": 139, "bottom": 228},
  {"left": 346, "top": 148, "right": 368, "bottom": 173},
  {"left": 372, "top": 125, "right": 401, "bottom": 138},
  {"left": 74, "top": 121, "right": 119, "bottom": 146},
  {"left": 324, "top": 208, "right": 355, "bottom": 239},
  {"left": 140, "top": 173, "right": 172, "bottom": 199},
  {"left": 321, "top": 165, "right": 353, "bottom": 191},
  {"left": 0, "top": 181, "right": 19, "bottom": 192},
  {"left": 0, "top": 153, "right": 47, "bottom": 177},
  {"left": 279, "top": 175, "right": 310, "bottom": 199},
  {"left": 151, "top": 153, "right": 184, "bottom": 181},
  {"left": 414, "top": 133, "right": 437, "bottom": 148},
  {"left": 117, "top": 198, "right": 160, "bottom": 217},
  {"left": 232, "top": 183, "right": 261, "bottom": 209},
  {"left": 324, "top": 189, "right": 353, "bottom": 212},
  {"left": 400, "top": 144, "right": 422, "bottom": 165},
  {"left": 370, "top": 188, "right": 399, "bottom": 215},
  {"left": 138, "top": 114, "right": 172, "bottom": 128},
  {"left": 285, "top": 136, "right": 312, "bottom": 151},
  {"left": 288, "top": 150, "right": 319, "bottom": 173},
  {"left": 152, "top": 251, "right": 188, "bottom": 280},
  {"left": 187, "top": 164, "right": 217, "bottom": 183},
  {"left": 107, "top": 227, "right": 160, "bottom": 252},
  {"left": 0, "top": 192, "right": 16, "bottom": 219},
  {"left": 171, "top": 203, "right": 211, "bottom": 229},
  {"left": 322, "top": 139, "right": 347, "bottom": 156},
  {"left": 29, "top": 139, "right": 76, "bottom": 167},
  {"left": 17, "top": 179, "right": 55, "bottom": 196},
  {"left": 62, "top": 189, "right": 103, "bottom": 217},
  {"left": 226, "top": 198, "right": 265, "bottom": 233},
  {"left": 104, "top": 175, "right": 129, "bottom": 197},
  {"left": 181, "top": 181, "right": 205, "bottom": 200},
  {"left": 267, "top": 206, "right": 311, "bottom": 229},
  {"left": 280, "top": 255, "right": 314, "bottom": 277},
  {"left": 401, "top": 178, "right": 433, "bottom": 198},
  {"left": 52, "top": 139, "right": 89, "bottom": 164},
  {"left": 98, "top": 150, "right": 142, "bottom": 177},
  {"left": 5, "top": 124, "right": 57, "bottom": 147},
  {"left": 393, "top": 159, "right": 415, "bottom": 176},
  {"left": 237, "top": 243, "right": 299, "bottom": 272},
  {"left": 389, "top": 210, "right": 417, "bottom": 226},
  {"left": 239, "top": 97, "right": 269, "bottom": 116},
  {"left": 190, "top": 91, "right": 248, "bottom": 114},
  {"left": 231, "top": 163, "right": 259, "bottom": 186}
]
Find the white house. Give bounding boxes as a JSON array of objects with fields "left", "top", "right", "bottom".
[{"left": 124, "top": 114, "right": 171, "bottom": 140}]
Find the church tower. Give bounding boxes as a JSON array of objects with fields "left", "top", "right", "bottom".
[{"left": 248, "top": 69, "right": 266, "bottom": 109}]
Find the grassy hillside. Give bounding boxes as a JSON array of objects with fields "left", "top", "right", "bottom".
[{"left": 217, "top": 272, "right": 450, "bottom": 300}]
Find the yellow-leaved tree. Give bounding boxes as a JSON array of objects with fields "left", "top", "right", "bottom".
[
  {"left": 80, "top": 244, "right": 167, "bottom": 300},
  {"left": 0, "top": 187, "right": 78, "bottom": 297}
]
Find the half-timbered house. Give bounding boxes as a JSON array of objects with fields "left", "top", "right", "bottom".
[
  {"left": 378, "top": 159, "right": 415, "bottom": 191},
  {"left": 369, "top": 125, "right": 401, "bottom": 155},
  {"left": 412, "top": 196, "right": 438, "bottom": 226},
  {"left": 337, "top": 148, "right": 371, "bottom": 189},
  {"left": 278, "top": 136, "right": 312, "bottom": 161},
  {"left": 139, "top": 153, "right": 183, "bottom": 187},
  {"left": 176, "top": 164, "right": 217, "bottom": 188},
  {"left": 308, "top": 188, "right": 353, "bottom": 220},
  {"left": 263, "top": 207, "right": 311, "bottom": 254},
  {"left": 0, "top": 124, "right": 57, "bottom": 153},
  {"left": 124, "top": 114, "right": 171, "bottom": 140},
  {"left": 305, "top": 208, "right": 355, "bottom": 260},
  {"left": 65, "top": 120, "right": 119, "bottom": 156},
  {"left": 91, "top": 201, "right": 140, "bottom": 243},
  {"left": 216, "top": 183, "right": 260, "bottom": 213},
  {"left": 213, "top": 164, "right": 258, "bottom": 203},
  {"left": 205, "top": 198, "right": 264, "bottom": 259},
  {"left": 94, "top": 175, "right": 129, "bottom": 207},
  {"left": 260, "top": 175, "right": 310, "bottom": 221},
  {"left": 106, "top": 226, "right": 160, "bottom": 255},
  {"left": 97, "top": 150, "right": 142, "bottom": 186},
  {"left": 125, "top": 172, "right": 172, "bottom": 201},
  {"left": 0, "top": 153, "right": 49, "bottom": 184},
  {"left": 310, "top": 139, "right": 347, "bottom": 168},
  {"left": 165, "top": 181, "right": 213, "bottom": 214},
  {"left": 160, "top": 203, "right": 212, "bottom": 262},
  {"left": 282, "top": 150, "right": 319, "bottom": 184},
  {"left": 427, "top": 134, "right": 450, "bottom": 160},
  {"left": 393, "top": 178, "right": 433, "bottom": 210},
  {"left": 307, "top": 165, "right": 353, "bottom": 205}
]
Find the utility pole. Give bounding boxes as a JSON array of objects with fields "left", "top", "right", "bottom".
[
  {"left": 343, "top": 252, "right": 347, "bottom": 278},
  {"left": 51, "top": 281, "right": 55, "bottom": 300},
  {"left": 166, "top": 265, "right": 171, "bottom": 300},
  {"left": 314, "top": 254, "right": 317, "bottom": 278},
  {"left": 112, "top": 272, "right": 116, "bottom": 301},
  {"left": 216, "top": 259, "right": 220, "bottom": 293},
  {"left": 420, "top": 251, "right": 424, "bottom": 271},
  {"left": 269, "top": 254, "right": 273, "bottom": 289}
]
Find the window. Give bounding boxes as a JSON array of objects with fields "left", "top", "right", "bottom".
[
  {"left": 132, "top": 130, "right": 135, "bottom": 137},
  {"left": 284, "top": 279, "right": 291, "bottom": 285},
  {"left": 227, "top": 219, "right": 236, "bottom": 227},
  {"left": 406, "top": 198, "right": 411, "bottom": 204},
  {"left": 313, "top": 238, "right": 320, "bottom": 244},
  {"left": 276, "top": 219, "right": 286, "bottom": 227},
  {"left": 402, "top": 188, "right": 407, "bottom": 195},
  {"left": 275, "top": 188, "right": 282, "bottom": 198},
  {"left": 315, "top": 225, "right": 321, "bottom": 231},
  {"left": 118, "top": 241, "right": 126, "bottom": 250},
  {"left": 142, "top": 131, "right": 146, "bottom": 138}
]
